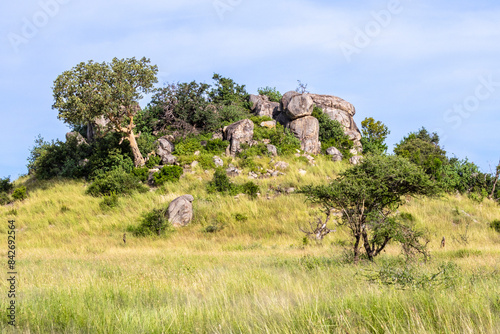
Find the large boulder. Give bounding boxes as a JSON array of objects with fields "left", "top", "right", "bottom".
[
  {"left": 249, "top": 94, "right": 280, "bottom": 118},
  {"left": 223, "top": 119, "right": 254, "bottom": 156},
  {"left": 156, "top": 136, "right": 176, "bottom": 164},
  {"left": 285, "top": 94, "right": 314, "bottom": 120},
  {"left": 287, "top": 116, "right": 321, "bottom": 154},
  {"left": 167, "top": 195, "right": 194, "bottom": 227},
  {"left": 280, "top": 91, "right": 300, "bottom": 112}
]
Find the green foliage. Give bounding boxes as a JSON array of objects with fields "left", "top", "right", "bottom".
[
  {"left": 0, "top": 192, "right": 12, "bottom": 205},
  {"left": 300, "top": 155, "right": 436, "bottom": 262},
  {"left": 394, "top": 127, "right": 448, "bottom": 180},
  {"left": 207, "top": 168, "right": 239, "bottom": 195},
  {"left": 234, "top": 213, "right": 248, "bottom": 222},
  {"left": 52, "top": 57, "right": 158, "bottom": 167},
  {"left": 132, "top": 167, "right": 149, "bottom": 183},
  {"left": 257, "top": 86, "right": 282, "bottom": 103},
  {"left": 99, "top": 193, "right": 119, "bottom": 210},
  {"left": 136, "top": 132, "right": 158, "bottom": 157},
  {"left": 217, "top": 105, "right": 251, "bottom": 125},
  {"left": 209, "top": 73, "right": 249, "bottom": 108},
  {"left": 0, "top": 177, "right": 13, "bottom": 193},
  {"left": 241, "top": 181, "right": 259, "bottom": 199},
  {"left": 153, "top": 165, "right": 183, "bottom": 186},
  {"left": 145, "top": 155, "right": 162, "bottom": 168},
  {"left": 312, "top": 107, "right": 353, "bottom": 158},
  {"left": 173, "top": 137, "right": 203, "bottom": 155},
  {"left": 490, "top": 220, "right": 500, "bottom": 233},
  {"left": 129, "top": 208, "right": 171, "bottom": 237},
  {"left": 360, "top": 117, "right": 390, "bottom": 155},
  {"left": 204, "top": 139, "right": 229, "bottom": 154},
  {"left": 251, "top": 119, "right": 300, "bottom": 156},
  {"left": 86, "top": 169, "right": 148, "bottom": 197},
  {"left": 12, "top": 186, "right": 27, "bottom": 201}
]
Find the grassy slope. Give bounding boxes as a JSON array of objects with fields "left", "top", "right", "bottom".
[{"left": 1, "top": 155, "right": 499, "bottom": 333}]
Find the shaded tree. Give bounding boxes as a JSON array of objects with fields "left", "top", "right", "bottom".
[
  {"left": 300, "top": 155, "right": 436, "bottom": 263},
  {"left": 52, "top": 57, "right": 158, "bottom": 167}
]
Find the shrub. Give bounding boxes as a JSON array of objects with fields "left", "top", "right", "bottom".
[
  {"left": 146, "top": 155, "right": 162, "bottom": 168},
  {"left": 217, "top": 105, "right": 251, "bottom": 125},
  {"left": 173, "top": 137, "right": 203, "bottom": 155},
  {"left": 360, "top": 117, "right": 390, "bottom": 155},
  {"left": 204, "top": 138, "right": 229, "bottom": 154},
  {"left": 99, "top": 193, "right": 119, "bottom": 210},
  {"left": 136, "top": 132, "right": 158, "bottom": 157},
  {"left": 490, "top": 220, "right": 500, "bottom": 233},
  {"left": 312, "top": 107, "right": 353, "bottom": 158},
  {"left": 153, "top": 165, "right": 183, "bottom": 186},
  {"left": 12, "top": 186, "right": 27, "bottom": 201},
  {"left": 234, "top": 213, "right": 248, "bottom": 221},
  {"left": 241, "top": 181, "right": 259, "bottom": 199},
  {"left": 132, "top": 167, "right": 149, "bottom": 182},
  {"left": 129, "top": 208, "right": 172, "bottom": 237},
  {"left": 0, "top": 177, "right": 13, "bottom": 193},
  {"left": 86, "top": 169, "right": 148, "bottom": 197},
  {"left": 0, "top": 192, "right": 12, "bottom": 205},
  {"left": 257, "top": 86, "right": 282, "bottom": 103},
  {"left": 207, "top": 168, "right": 239, "bottom": 195}
]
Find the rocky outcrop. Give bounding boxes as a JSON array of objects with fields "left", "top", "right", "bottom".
[
  {"left": 287, "top": 116, "right": 321, "bottom": 154},
  {"left": 156, "top": 136, "right": 176, "bottom": 165},
  {"left": 249, "top": 94, "right": 280, "bottom": 118},
  {"left": 309, "top": 94, "right": 362, "bottom": 147},
  {"left": 223, "top": 119, "right": 254, "bottom": 156},
  {"left": 65, "top": 132, "right": 87, "bottom": 145},
  {"left": 168, "top": 195, "right": 194, "bottom": 227}
]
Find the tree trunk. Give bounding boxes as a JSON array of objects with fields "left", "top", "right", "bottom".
[
  {"left": 353, "top": 234, "right": 361, "bottom": 264},
  {"left": 127, "top": 131, "right": 145, "bottom": 167},
  {"left": 490, "top": 163, "right": 499, "bottom": 199}
]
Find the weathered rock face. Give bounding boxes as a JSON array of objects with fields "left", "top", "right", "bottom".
[
  {"left": 280, "top": 91, "right": 300, "bottom": 112},
  {"left": 66, "top": 132, "right": 87, "bottom": 145},
  {"left": 285, "top": 94, "right": 314, "bottom": 120},
  {"left": 309, "top": 94, "right": 362, "bottom": 146},
  {"left": 287, "top": 116, "right": 321, "bottom": 154},
  {"left": 168, "top": 195, "right": 194, "bottom": 227},
  {"left": 156, "top": 137, "right": 176, "bottom": 164},
  {"left": 249, "top": 94, "right": 280, "bottom": 118},
  {"left": 223, "top": 119, "right": 254, "bottom": 156}
]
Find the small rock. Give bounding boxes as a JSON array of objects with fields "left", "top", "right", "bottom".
[
  {"left": 168, "top": 195, "right": 194, "bottom": 227},
  {"left": 191, "top": 161, "right": 199, "bottom": 168},
  {"left": 226, "top": 167, "right": 241, "bottom": 177},
  {"left": 267, "top": 144, "right": 278, "bottom": 157},
  {"left": 260, "top": 120, "right": 276, "bottom": 129},
  {"left": 213, "top": 156, "right": 224, "bottom": 168},
  {"left": 298, "top": 169, "right": 307, "bottom": 176},
  {"left": 194, "top": 151, "right": 200, "bottom": 156},
  {"left": 326, "top": 147, "right": 343, "bottom": 162},
  {"left": 286, "top": 187, "right": 295, "bottom": 194}
]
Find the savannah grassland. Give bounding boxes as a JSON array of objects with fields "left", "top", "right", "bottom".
[{"left": 1, "top": 155, "right": 499, "bottom": 333}]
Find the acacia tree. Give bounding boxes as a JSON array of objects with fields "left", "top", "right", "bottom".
[
  {"left": 52, "top": 57, "right": 158, "bottom": 167},
  {"left": 300, "top": 155, "right": 437, "bottom": 263}
]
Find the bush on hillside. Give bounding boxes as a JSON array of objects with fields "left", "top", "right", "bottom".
[
  {"left": 153, "top": 165, "right": 183, "bottom": 186},
  {"left": 207, "top": 168, "right": 239, "bottom": 195},
  {"left": 86, "top": 169, "right": 148, "bottom": 197},
  {"left": 0, "top": 192, "right": 12, "bottom": 205},
  {"left": 128, "top": 208, "right": 172, "bottom": 237},
  {"left": 490, "top": 220, "right": 500, "bottom": 233},
  {"left": 12, "top": 186, "right": 27, "bottom": 201},
  {"left": 257, "top": 86, "right": 282, "bottom": 103},
  {"left": 0, "top": 177, "right": 14, "bottom": 193}
]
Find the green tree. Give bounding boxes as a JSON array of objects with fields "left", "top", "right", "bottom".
[
  {"left": 52, "top": 57, "right": 158, "bottom": 167},
  {"left": 209, "top": 73, "right": 249, "bottom": 107},
  {"left": 394, "top": 127, "right": 447, "bottom": 180},
  {"left": 360, "top": 117, "right": 390, "bottom": 155},
  {"left": 300, "top": 155, "right": 436, "bottom": 262}
]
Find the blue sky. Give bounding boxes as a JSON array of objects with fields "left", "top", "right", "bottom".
[{"left": 1, "top": 0, "right": 499, "bottom": 179}]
